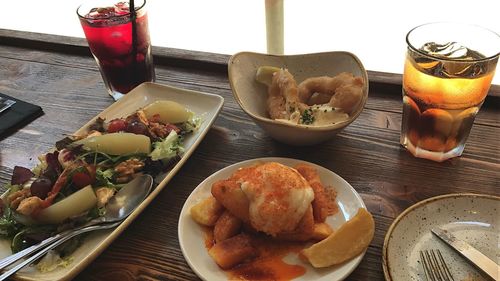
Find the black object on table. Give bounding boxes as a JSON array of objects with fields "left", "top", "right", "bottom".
[{"left": 0, "top": 93, "right": 43, "bottom": 138}]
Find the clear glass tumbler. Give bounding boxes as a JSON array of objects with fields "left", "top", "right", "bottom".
[
  {"left": 401, "top": 23, "right": 499, "bottom": 162},
  {"left": 77, "top": 0, "right": 155, "bottom": 100}
]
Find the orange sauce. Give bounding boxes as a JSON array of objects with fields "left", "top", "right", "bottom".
[
  {"left": 204, "top": 229, "right": 307, "bottom": 281},
  {"left": 228, "top": 256, "right": 306, "bottom": 281},
  {"left": 228, "top": 234, "right": 307, "bottom": 281}
]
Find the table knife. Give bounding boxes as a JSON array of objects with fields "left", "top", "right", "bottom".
[
  {"left": 432, "top": 227, "right": 499, "bottom": 281},
  {"left": 0, "top": 97, "right": 16, "bottom": 113}
]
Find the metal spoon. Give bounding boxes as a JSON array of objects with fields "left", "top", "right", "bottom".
[{"left": 0, "top": 174, "right": 153, "bottom": 275}]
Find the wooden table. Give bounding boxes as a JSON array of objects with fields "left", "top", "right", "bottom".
[{"left": 0, "top": 29, "right": 499, "bottom": 281}]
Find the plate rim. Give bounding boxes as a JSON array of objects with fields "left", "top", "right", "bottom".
[
  {"left": 382, "top": 193, "right": 500, "bottom": 281},
  {"left": 178, "top": 157, "right": 367, "bottom": 281},
  {"left": 10, "top": 82, "right": 224, "bottom": 281}
]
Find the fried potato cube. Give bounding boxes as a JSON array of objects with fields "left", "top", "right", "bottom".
[
  {"left": 190, "top": 196, "right": 224, "bottom": 226},
  {"left": 312, "top": 223, "right": 334, "bottom": 241},
  {"left": 295, "top": 164, "right": 330, "bottom": 222},
  {"left": 214, "top": 210, "right": 242, "bottom": 243},
  {"left": 208, "top": 233, "right": 256, "bottom": 269},
  {"left": 211, "top": 179, "right": 250, "bottom": 223}
]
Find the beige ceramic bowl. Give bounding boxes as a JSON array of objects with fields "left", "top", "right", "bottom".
[{"left": 228, "top": 51, "right": 369, "bottom": 146}]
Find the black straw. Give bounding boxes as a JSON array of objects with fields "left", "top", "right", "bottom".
[{"left": 130, "top": 0, "right": 138, "bottom": 76}]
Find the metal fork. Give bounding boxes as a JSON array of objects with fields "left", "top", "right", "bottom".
[{"left": 420, "top": 249, "right": 455, "bottom": 281}]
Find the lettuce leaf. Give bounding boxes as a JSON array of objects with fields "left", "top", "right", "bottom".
[
  {"left": 149, "top": 131, "right": 184, "bottom": 161},
  {"left": 32, "top": 154, "right": 48, "bottom": 177},
  {"left": 95, "top": 168, "right": 116, "bottom": 188},
  {"left": 179, "top": 115, "right": 202, "bottom": 135}
]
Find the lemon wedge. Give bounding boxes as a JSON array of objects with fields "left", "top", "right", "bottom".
[
  {"left": 301, "top": 208, "right": 375, "bottom": 268},
  {"left": 255, "top": 66, "right": 281, "bottom": 86}
]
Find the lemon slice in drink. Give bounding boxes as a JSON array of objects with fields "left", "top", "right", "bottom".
[{"left": 255, "top": 66, "right": 281, "bottom": 86}]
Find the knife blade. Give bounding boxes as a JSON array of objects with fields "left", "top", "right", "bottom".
[
  {"left": 0, "top": 97, "right": 16, "bottom": 114},
  {"left": 432, "top": 227, "right": 499, "bottom": 281}
]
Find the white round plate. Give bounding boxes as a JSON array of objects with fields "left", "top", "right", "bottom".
[
  {"left": 178, "top": 157, "right": 367, "bottom": 281},
  {"left": 383, "top": 193, "right": 499, "bottom": 281}
]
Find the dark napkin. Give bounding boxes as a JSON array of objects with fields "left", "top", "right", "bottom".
[{"left": 0, "top": 93, "right": 43, "bottom": 138}]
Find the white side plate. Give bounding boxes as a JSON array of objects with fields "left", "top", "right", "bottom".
[{"left": 178, "top": 157, "right": 367, "bottom": 281}]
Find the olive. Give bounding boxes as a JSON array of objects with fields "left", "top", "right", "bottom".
[
  {"left": 126, "top": 121, "right": 148, "bottom": 135},
  {"left": 30, "top": 177, "right": 53, "bottom": 199}
]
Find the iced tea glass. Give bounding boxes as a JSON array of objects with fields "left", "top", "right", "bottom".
[
  {"left": 401, "top": 23, "right": 499, "bottom": 162},
  {"left": 77, "top": 0, "right": 155, "bottom": 100}
]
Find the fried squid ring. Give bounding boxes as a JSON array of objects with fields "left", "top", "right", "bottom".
[
  {"left": 298, "top": 72, "right": 364, "bottom": 114},
  {"left": 267, "top": 69, "right": 307, "bottom": 120}
]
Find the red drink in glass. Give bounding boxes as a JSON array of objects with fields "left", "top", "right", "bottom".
[{"left": 78, "top": 1, "right": 155, "bottom": 99}]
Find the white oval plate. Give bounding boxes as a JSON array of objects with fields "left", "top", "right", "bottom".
[
  {"left": 0, "top": 82, "right": 224, "bottom": 281},
  {"left": 178, "top": 157, "right": 367, "bottom": 281},
  {"left": 383, "top": 193, "right": 499, "bottom": 281}
]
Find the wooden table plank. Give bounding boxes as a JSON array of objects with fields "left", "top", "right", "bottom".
[{"left": 0, "top": 30, "right": 499, "bottom": 281}]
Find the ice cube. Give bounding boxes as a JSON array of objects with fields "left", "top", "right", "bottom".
[
  {"left": 421, "top": 42, "right": 469, "bottom": 59},
  {"left": 114, "top": 2, "right": 130, "bottom": 16},
  {"left": 418, "top": 42, "right": 487, "bottom": 78},
  {"left": 440, "top": 61, "right": 486, "bottom": 78},
  {"left": 86, "top": 7, "right": 117, "bottom": 21},
  {"left": 421, "top": 108, "right": 453, "bottom": 136}
]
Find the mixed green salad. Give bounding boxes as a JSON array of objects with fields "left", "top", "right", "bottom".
[{"left": 0, "top": 100, "right": 200, "bottom": 271}]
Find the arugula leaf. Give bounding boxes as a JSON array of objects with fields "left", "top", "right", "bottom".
[
  {"left": 0, "top": 208, "right": 21, "bottom": 238},
  {"left": 11, "top": 224, "right": 55, "bottom": 253}
]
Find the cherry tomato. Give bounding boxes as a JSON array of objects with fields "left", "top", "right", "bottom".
[
  {"left": 71, "top": 172, "right": 93, "bottom": 189},
  {"left": 107, "top": 119, "right": 127, "bottom": 133}
]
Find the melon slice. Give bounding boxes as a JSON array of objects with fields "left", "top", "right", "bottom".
[
  {"left": 76, "top": 132, "right": 151, "bottom": 155},
  {"left": 38, "top": 185, "right": 97, "bottom": 224},
  {"left": 143, "top": 100, "right": 193, "bottom": 124}
]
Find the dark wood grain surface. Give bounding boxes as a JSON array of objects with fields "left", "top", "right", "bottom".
[{"left": 0, "top": 29, "right": 499, "bottom": 281}]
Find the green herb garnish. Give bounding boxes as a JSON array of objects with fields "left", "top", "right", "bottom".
[{"left": 300, "top": 109, "right": 315, "bottom": 125}]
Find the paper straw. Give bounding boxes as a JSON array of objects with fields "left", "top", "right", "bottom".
[{"left": 265, "top": 0, "right": 284, "bottom": 55}]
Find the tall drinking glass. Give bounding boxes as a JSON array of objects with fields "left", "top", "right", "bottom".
[
  {"left": 77, "top": 0, "right": 155, "bottom": 100},
  {"left": 401, "top": 23, "right": 499, "bottom": 162}
]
